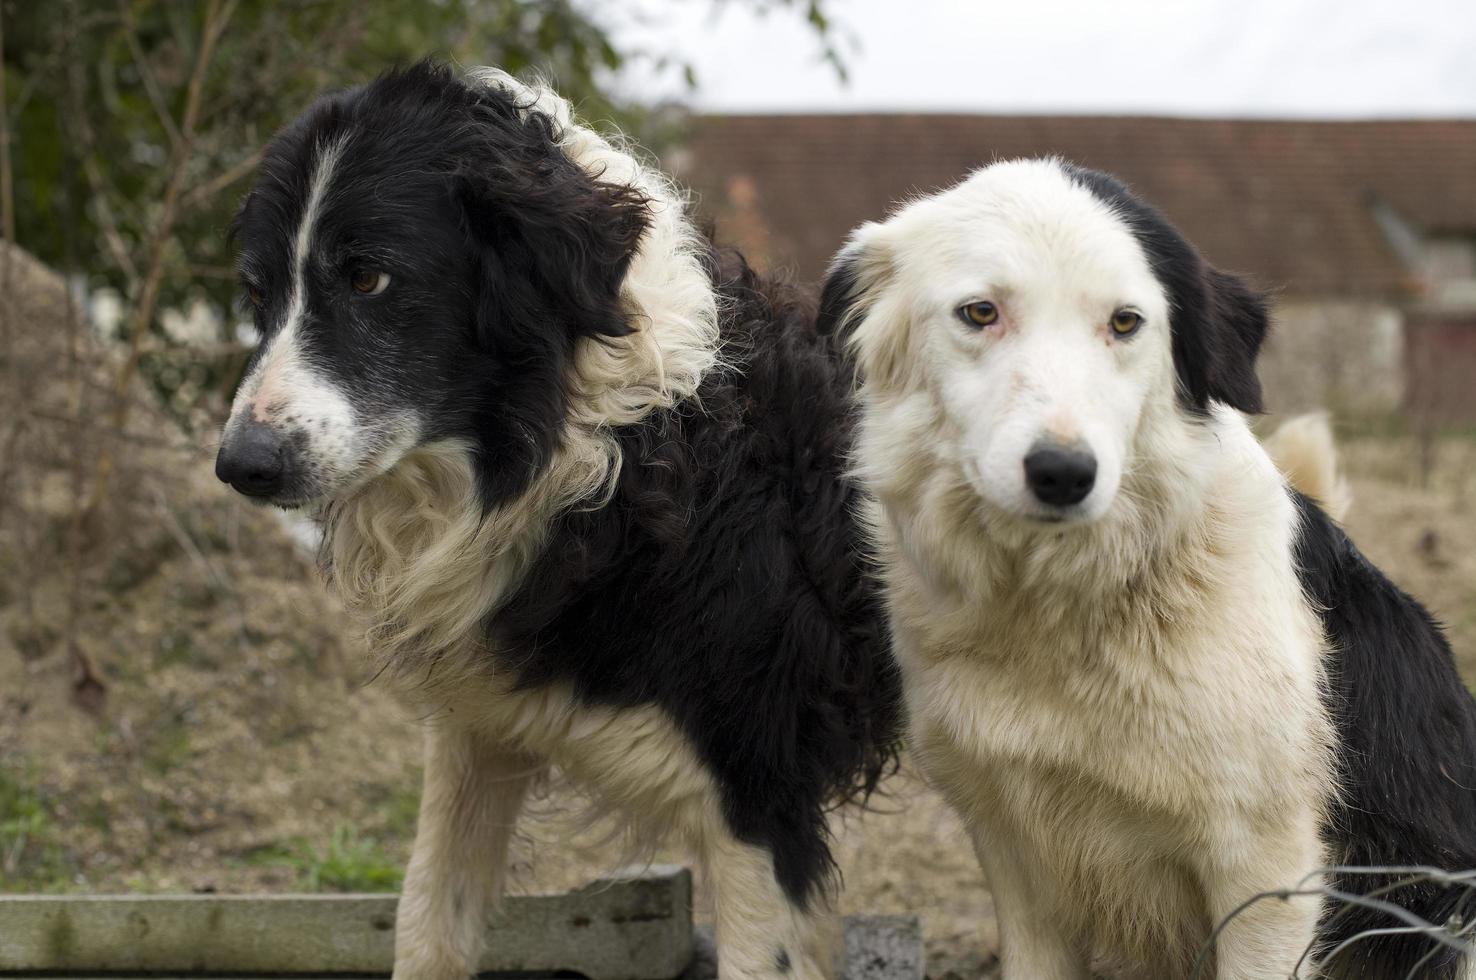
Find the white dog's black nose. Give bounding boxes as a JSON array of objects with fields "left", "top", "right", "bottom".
[
  {"left": 216, "top": 421, "right": 289, "bottom": 498},
  {"left": 1024, "top": 443, "right": 1097, "bottom": 507}
]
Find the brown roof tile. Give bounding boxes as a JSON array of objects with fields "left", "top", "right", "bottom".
[{"left": 671, "top": 115, "right": 1476, "bottom": 296}]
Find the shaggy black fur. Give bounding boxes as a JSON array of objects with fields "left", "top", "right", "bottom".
[
  {"left": 1293, "top": 492, "right": 1476, "bottom": 978},
  {"left": 495, "top": 248, "right": 898, "bottom": 906},
  {"left": 228, "top": 61, "right": 899, "bottom": 909},
  {"left": 815, "top": 248, "right": 864, "bottom": 339}
]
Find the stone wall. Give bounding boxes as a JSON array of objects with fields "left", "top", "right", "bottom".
[{"left": 1259, "top": 299, "right": 1405, "bottom": 418}]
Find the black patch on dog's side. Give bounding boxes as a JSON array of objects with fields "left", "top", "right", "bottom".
[
  {"left": 1066, "top": 165, "right": 1269, "bottom": 416},
  {"left": 494, "top": 250, "right": 900, "bottom": 909},
  {"left": 1292, "top": 491, "right": 1476, "bottom": 978}
]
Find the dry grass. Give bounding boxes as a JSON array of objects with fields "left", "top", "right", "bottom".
[
  {"left": 2, "top": 247, "right": 1471, "bottom": 975},
  {"left": 1339, "top": 434, "right": 1476, "bottom": 681}
]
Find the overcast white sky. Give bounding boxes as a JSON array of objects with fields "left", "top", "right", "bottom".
[{"left": 603, "top": 0, "right": 1476, "bottom": 117}]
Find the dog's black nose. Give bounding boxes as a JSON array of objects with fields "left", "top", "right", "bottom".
[
  {"left": 216, "top": 421, "right": 287, "bottom": 498},
  {"left": 1024, "top": 443, "right": 1097, "bottom": 507}
]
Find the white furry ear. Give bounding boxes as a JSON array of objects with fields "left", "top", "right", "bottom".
[{"left": 818, "top": 223, "right": 917, "bottom": 391}]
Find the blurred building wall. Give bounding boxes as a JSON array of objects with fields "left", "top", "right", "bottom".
[
  {"left": 1261, "top": 300, "right": 1405, "bottom": 417},
  {"left": 1407, "top": 306, "right": 1476, "bottom": 427},
  {"left": 671, "top": 114, "right": 1476, "bottom": 424}
]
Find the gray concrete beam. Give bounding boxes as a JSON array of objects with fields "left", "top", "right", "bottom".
[{"left": 0, "top": 866, "right": 692, "bottom": 979}]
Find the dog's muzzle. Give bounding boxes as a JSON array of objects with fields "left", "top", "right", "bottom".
[{"left": 215, "top": 420, "right": 296, "bottom": 500}]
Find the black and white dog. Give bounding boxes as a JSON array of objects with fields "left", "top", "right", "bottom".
[
  {"left": 822, "top": 158, "right": 1476, "bottom": 978},
  {"left": 215, "top": 62, "right": 898, "bottom": 980}
]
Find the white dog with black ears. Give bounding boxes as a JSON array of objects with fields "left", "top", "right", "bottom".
[{"left": 819, "top": 158, "right": 1476, "bottom": 978}]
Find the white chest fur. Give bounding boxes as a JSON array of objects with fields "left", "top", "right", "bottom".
[{"left": 878, "top": 415, "right": 1336, "bottom": 971}]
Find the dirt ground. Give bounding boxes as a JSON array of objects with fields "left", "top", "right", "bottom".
[{"left": 2, "top": 249, "right": 1473, "bottom": 980}]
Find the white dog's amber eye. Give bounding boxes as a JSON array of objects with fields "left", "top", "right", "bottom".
[
  {"left": 350, "top": 269, "right": 390, "bottom": 296},
  {"left": 1111, "top": 310, "right": 1143, "bottom": 336},
  {"left": 958, "top": 301, "right": 999, "bottom": 328}
]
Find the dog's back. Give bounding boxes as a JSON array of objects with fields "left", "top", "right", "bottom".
[
  {"left": 1272, "top": 417, "right": 1476, "bottom": 975},
  {"left": 1294, "top": 493, "right": 1476, "bottom": 977}
]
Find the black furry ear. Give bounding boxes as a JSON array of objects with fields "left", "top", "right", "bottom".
[
  {"left": 440, "top": 81, "right": 651, "bottom": 510},
  {"left": 456, "top": 96, "right": 650, "bottom": 344},
  {"left": 817, "top": 245, "right": 867, "bottom": 337},
  {"left": 1174, "top": 266, "right": 1270, "bottom": 415},
  {"left": 818, "top": 228, "right": 889, "bottom": 339},
  {"left": 1063, "top": 163, "right": 1269, "bottom": 417},
  {"left": 818, "top": 228, "right": 915, "bottom": 388},
  {"left": 1201, "top": 268, "right": 1269, "bottom": 413}
]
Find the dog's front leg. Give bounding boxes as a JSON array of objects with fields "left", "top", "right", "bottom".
[
  {"left": 393, "top": 722, "right": 543, "bottom": 980},
  {"left": 705, "top": 833, "right": 840, "bottom": 980},
  {"left": 968, "top": 824, "right": 1090, "bottom": 980},
  {"left": 1200, "top": 817, "right": 1325, "bottom": 980}
]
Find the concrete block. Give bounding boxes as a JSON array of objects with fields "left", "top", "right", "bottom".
[
  {"left": 681, "top": 916, "right": 924, "bottom": 980},
  {"left": 841, "top": 915, "right": 925, "bottom": 980}
]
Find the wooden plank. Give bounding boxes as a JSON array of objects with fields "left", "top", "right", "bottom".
[{"left": 0, "top": 866, "right": 692, "bottom": 979}]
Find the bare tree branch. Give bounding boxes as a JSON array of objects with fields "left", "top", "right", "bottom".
[
  {"left": 80, "top": 155, "right": 141, "bottom": 287},
  {"left": 183, "top": 147, "right": 264, "bottom": 209},
  {"left": 85, "top": 0, "right": 240, "bottom": 516},
  {"left": 26, "top": 409, "right": 206, "bottom": 455},
  {"left": 63, "top": 37, "right": 146, "bottom": 289},
  {"left": 117, "top": 0, "right": 184, "bottom": 153}
]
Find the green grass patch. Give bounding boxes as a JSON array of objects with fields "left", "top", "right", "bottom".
[
  {"left": 142, "top": 725, "right": 193, "bottom": 776},
  {"left": 248, "top": 823, "right": 403, "bottom": 892},
  {"left": 358, "top": 781, "right": 421, "bottom": 840},
  {"left": 0, "top": 761, "right": 72, "bottom": 891},
  {"left": 155, "top": 627, "right": 199, "bottom": 667}
]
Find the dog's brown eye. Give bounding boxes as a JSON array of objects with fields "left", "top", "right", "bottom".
[
  {"left": 1111, "top": 310, "right": 1143, "bottom": 336},
  {"left": 958, "top": 301, "right": 999, "bottom": 328},
  {"left": 350, "top": 269, "right": 390, "bottom": 296},
  {"left": 246, "top": 285, "right": 265, "bottom": 309}
]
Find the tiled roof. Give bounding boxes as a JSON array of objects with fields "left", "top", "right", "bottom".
[{"left": 671, "top": 114, "right": 1476, "bottom": 296}]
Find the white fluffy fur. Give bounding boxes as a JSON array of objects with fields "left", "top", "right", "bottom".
[
  {"left": 1264, "top": 412, "right": 1352, "bottom": 522},
  {"left": 844, "top": 159, "right": 1337, "bottom": 978}
]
